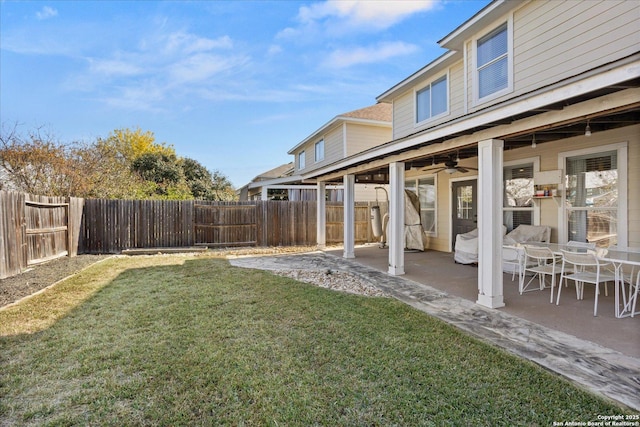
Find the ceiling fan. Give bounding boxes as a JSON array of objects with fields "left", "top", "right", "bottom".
[{"left": 421, "top": 155, "right": 478, "bottom": 174}]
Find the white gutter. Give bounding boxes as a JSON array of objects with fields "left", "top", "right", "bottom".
[
  {"left": 305, "top": 58, "right": 640, "bottom": 181},
  {"left": 247, "top": 174, "right": 305, "bottom": 189}
]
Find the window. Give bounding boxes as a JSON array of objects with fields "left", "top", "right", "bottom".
[
  {"left": 565, "top": 150, "right": 618, "bottom": 247},
  {"left": 503, "top": 163, "right": 534, "bottom": 232},
  {"left": 476, "top": 22, "right": 511, "bottom": 100},
  {"left": 298, "top": 151, "right": 305, "bottom": 170},
  {"left": 405, "top": 177, "right": 436, "bottom": 234},
  {"left": 315, "top": 139, "right": 324, "bottom": 162},
  {"left": 416, "top": 75, "right": 448, "bottom": 123}
]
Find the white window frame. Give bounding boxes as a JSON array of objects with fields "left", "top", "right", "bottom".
[
  {"left": 315, "top": 139, "right": 324, "bottom": 163},
  {"left": 414, "top": 71, "right": 450, "bottom": 126},
  {"left": 298, "top": 151, "right": 306, "bottom": 170},
  {"left": 472, "top": 16, "right": 513, "bottom": 105},
  {"left": 558, "top": 142, "right": 628, "bottom": 247},
  {"left": 503, "top": 157, "right": 540, "bottom": 229},
  {"left": 405, "top": 174, "right": 438, "bottom": 236}
]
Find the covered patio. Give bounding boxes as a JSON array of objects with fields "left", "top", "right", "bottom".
[{"left": 326, "top": 244, "right": 639, "bottom": 359}]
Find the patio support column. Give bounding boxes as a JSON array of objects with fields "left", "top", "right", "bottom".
[
  {"left": 476, "top": 139, "right": 505, "bottom": 309},
  {"left": 388, "top": 162, "right": 405, "bottom": 275},
  {"left": 343, "top": 174, "right": 355, "bottom": 259},
  {"left": 317, "top": 181, "right": 326, "bottom": 249},
  {"left": 261, "top": 186, "right": 268, "bottom": 201}
]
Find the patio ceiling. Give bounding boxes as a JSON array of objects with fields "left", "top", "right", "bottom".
[{"left": 350, "top": 77, "right": 640, "bottom": 185}]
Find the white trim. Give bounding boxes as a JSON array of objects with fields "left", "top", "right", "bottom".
[
  {"left": 477, "top": 139, "right": 505, "bottom": 309},
  {"left": 557, "top": 142, "right": 628, "bottom": 247},
  {"left": 472, "top": 16, "right": 514, "bottom": 106},
  {"left": 414, "top": 70, "right": 450, "bottom": 128},
  {"left": 463, "top": 40, "right": 469, "bottom": 115},
  {"left": 248, "top": 175, "right": 305, "bottom": 189},
  {"left": 343, "top": 174, "right": 356, "bottom": 259},
  {"left": 405, "top": 174, "right": 438, "bottom": 237},
  {"left": 298, "top": 151, "right": 306, "bottom": 171},
  {"left": 314, "top": 138, "right": 325, "bottom": 163},
  {"left": 388, "top": 162, "right": 405, "bottom": 275},
  {"left": 503, "top": 156, "right": 541, "bottom": 226},
  {"left": 306, "top": 72, "right": 640, "bottom": 181},
  {"left": 343, "top": 123, "right": 347, "bottom": 158}
]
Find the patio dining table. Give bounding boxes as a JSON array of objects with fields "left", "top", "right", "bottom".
[{"left": 526, "top": 242, "right": 640, "bottom": 318}]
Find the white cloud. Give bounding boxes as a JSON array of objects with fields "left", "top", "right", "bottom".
[
  {"left": 267, "top": 44, "right": 283, "bottom": 56},
  {"left": 298, "top": 0, "right": 438, "bottom": 30},
  {"left": 103, "top": 84, "right": 167, "bottom": 113},
  {"left": 88, "top": 58, "right": 144, "bottom": 77},
  {"left": 169, "top": 53, "right": 249, "bottom": 84},
  {"left": 36, "top": 6, "right": 58, "bottom": 20},
  {"left": 163, "top": 32, "right": 233, "bottom": 55},
  {"left": 323, "top": 41, "right": 419, "bottom": 68},
  {"left": 69, "top": 29, "right": 251, "bottom": 109}
]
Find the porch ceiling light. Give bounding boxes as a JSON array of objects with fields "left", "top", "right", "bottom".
[
  {"left": 585, "top": 120, "right": 592, "bottom": 137},
  {"left": 445, "top": 167, "right": 458, "bottom": 174},
  {"left": 531, "top": 133, "right": 537, "bottom": 149}
]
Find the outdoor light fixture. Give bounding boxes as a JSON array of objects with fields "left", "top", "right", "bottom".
[
  {"left": 445, "top": 167, "right": 458, "bottom": 174},
  {"left": 531, "top": 134, "right": 537, "bottom": 149},
  {"left": 455, "top": 151, "right": 461, "bottom": 162},
  {"left": 585, "top": 120, "right": 592, "bottom": 137}
]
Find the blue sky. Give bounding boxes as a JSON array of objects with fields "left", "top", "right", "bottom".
[{"left": 1, "top": 0, "right": 491, "bottom": 188}]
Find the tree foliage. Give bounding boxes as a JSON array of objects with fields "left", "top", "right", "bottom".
[{"left": 0, "top": 123, "right": 236, "bottom": 200}]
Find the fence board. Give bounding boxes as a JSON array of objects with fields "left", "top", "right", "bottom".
[
  {"left": 0, "top": 191, "right": 26, "bottom": 279},
  {"left": 24, "top": 194, "right": 69, "bottom": 265},
  {"left": 5, "top": 197, "right": 378, "bottom": 257}
]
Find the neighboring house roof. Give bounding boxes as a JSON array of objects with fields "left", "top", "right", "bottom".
[
  {"left": 287, "top": 103, "right": 391, "bottom": 154},
  {"left": 339, "top": 103, "right": 392, "bottom": 122},
  {"left": 250, "top": 162, "right": 294, "bottom": 182}
]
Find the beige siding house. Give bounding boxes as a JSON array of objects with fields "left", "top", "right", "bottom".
[
  {"left": 302, "top": 0, "right": 639, "bottom": 309},
  {"left": 289, "top": 103, "right": 392, "bottom": 176},
  {"left": 240, "top": 104, "right": 392, "bottom": 202}
]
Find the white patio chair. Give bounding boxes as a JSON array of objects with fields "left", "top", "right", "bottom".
[
  {"left": 567, "top": 241, "right": 596, "bottom": 249},
  {"left": 502, "top": 245, "right": 523, "bottom": 286},
  {"left": 521, "top": 245, "right": 561, "bottom": 303},
  {"left": 631, "top": 269, "right": 640, "bottom": 317},
  {"left": 556, "top": 249, "right": 616, "bottom": 317},
  {"left": 563, "top": 241, "right": 608, "bottom": 295}
]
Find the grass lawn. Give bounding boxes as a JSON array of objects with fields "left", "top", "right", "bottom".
[{"left": 0, "top": 255, "right": 628, "bottom": 426}]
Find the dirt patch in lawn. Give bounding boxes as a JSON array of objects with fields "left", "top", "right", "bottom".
[{"left": 0, "top": 255, "right": 112, "bottom": 308}]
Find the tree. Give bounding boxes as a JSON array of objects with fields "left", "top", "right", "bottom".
[
  {"left": 181, "top": 157, "right": 236, "bottom": 201},
  {"left": 0, "top": 123, "right": 75, "bottom": 196},
  {"left": 1, "top": 123, "right": 237, "bottom": 200},
  {"left": 131, "top": 152, "right": 192, "bottom": 200},
  {"left": 98, "top": 127, "right": 175, "bottom": 165}
]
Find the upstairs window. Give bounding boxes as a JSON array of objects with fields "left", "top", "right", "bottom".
[
  {"left": 315, "top": 139, "right": 324, "bottom": 162},
  {"left": 416, "top": 75, "right": 448, "bottom": 123},
  {"left": 476, "top": 22, "right": 510, "bottom": 100},
  {"left": 298, "top": 151, "right": 306, "bottom": 170}
]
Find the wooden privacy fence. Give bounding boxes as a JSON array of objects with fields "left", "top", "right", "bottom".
[
  {"left": 80, "top": 200, "right": 380, "bottom": 253},
  {"left": 1, "top": 192, "right": 383, "bottom": 277},
  {"left": 0, "top": 191, "right": 84, "bottom": 279}
]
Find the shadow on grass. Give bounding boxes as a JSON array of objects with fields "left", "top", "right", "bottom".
[{"left": 0, "top": 255, "right": 630, "bottom": 426}]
